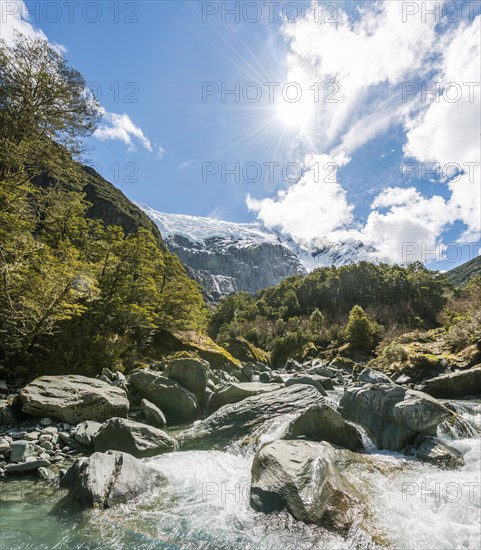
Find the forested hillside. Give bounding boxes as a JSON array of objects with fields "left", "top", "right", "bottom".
[
  {"left": 210, "top": 261, "right": 481, "bottom": 368},
  {"left": 0, "top": 35, "right": 207, "bottom": 377},
  {"left": 446, "top": 255, "right": 481, "bottom": 287}
]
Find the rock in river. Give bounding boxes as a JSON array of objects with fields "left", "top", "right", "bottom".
[
  {"left": 179, "top": 384, "right": 326, "bottom": 449},
  {"left": 416, "top": 366, "right": 481, "bottom": 398},
  {"left": 339, "top": 383, "right": 455, "bottom": 451},
  {"left": 19, "top": 375, "right": 129, "bottom": 423},
  {"left": 61, "top": 450, "right": 165, "bottom": 509},
  {"left": 284, "top": 403, "right": 363, "bottom": 451},
  {"left": 206, "top": 382, "right": 284, "bottom": 414},
  {"left": 250, "top": 440, "right": 364, "bottom": 535},
  {"left": 92, "top": 417, "right": 175, "bottom": 458},
  {"left": 163, "top": 357, "right": 210, "bottom": 394},
  {"left": 128, "top": 369, "right": 198, "bottom": 423}
]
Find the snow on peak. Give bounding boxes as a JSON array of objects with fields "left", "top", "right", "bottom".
[{"left": 137, "top": 203, "right": 279, "bottom": 245}]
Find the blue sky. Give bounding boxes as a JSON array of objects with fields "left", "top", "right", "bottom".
[{"left": 3, "top": 1, "right": 481, "bottom": 269}]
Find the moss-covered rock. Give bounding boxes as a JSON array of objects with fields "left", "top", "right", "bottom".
[
  {"left": 153, "top": 328, "right": 240, "bottom": 370},
  {"left": 222, "top": 337, "right": 270, "bottom": 364}
]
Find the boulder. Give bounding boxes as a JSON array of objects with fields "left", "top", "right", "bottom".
[
  {"left": 5, "top": 458, "right": 50, "bottom": 473},
  {"left": 179, "top": 385, "right": 326, "bottom": 449},
  {"left": 163, "top": 357, "right": 210, "bottom": 394},
  {"left": 250, "top": 440, "right": 363, "bottom": 535},
  {"left": 285, "top": 375, "right": 327, "bottom": 396},
  {"left": 414, "top": 435, "right": 464, "bottom": 469},
  {"left": 206, "top": 382, "right": 284, "bottom": 414},
  {"left": 141, "top": 399, "right": 166, "bottom": 428},
  {"left": 9, "top": 440, "right": 36, "bottom": 463},
  {"left": 284, "top": 404, "right": 363, "bottom": 451},
  {"left": 416, "top": 366, "right": 481, "bottom": 398},
  {"left": 73, "top": 421, "right": 102, "bottom": 448},
  {"left": 19, "top": 375, "right": 129, "bottom": 423},
  {"left": 357, "top": 368, "right": 393, "bottom": 385},
  {"left": 60, "top": 451, "right": 165, "bottom": 509},
  {"left": 128, "top": 369, "right": 198, "bottom": 423},
  {"left": 339, "top": 383, "right": 455, "bottom": 451},
  {"left": 92, "top": 417, "right": 175, "bottom": 458},
  {"left": 259, "top": 372, "right": 284, "bottom": 384}
]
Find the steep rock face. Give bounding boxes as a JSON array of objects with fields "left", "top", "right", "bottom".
[{"left": 138, "top": 206, "right": 306, "bottom": 299}]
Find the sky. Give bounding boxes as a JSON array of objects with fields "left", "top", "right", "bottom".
[{"left": 1, "top": 0, "right": 480, "bottom": 270}]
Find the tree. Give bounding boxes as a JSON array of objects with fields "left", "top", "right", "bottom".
[
  {"left": 345, "top": 305, "right": 375, "bottom": 353},
  {"left": 310, "top": 308, "right": 325, "bottom": 332}
]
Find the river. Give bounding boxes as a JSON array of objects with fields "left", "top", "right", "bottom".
[{"left": 0, "top": 399, "right": 479, "bottom": 549}]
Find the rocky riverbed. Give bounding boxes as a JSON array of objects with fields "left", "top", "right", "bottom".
[{"left": 1, "top": 359, "right": 480, "bottom": 548}]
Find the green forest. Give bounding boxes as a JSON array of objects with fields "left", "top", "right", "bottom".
[{"left": 0, "top": 35, "right": 207, "bottom": 378}]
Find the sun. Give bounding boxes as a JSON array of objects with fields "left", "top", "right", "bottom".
[{"left": 276, "top": 97, "right": 313, "bottom": 131}]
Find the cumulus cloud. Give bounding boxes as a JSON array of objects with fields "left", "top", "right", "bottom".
[
  {"left": 404, "top": 15, "right": 481, "bottom": 240},
  {"left": 247, "top": 154, "right": 354, "bottom": 244},
  {"left": 247, "top": 1, "right": 480, "bottom": 264},
  {"left": 281, "top": 0, "right": 440, "bottom": 155},
  {"left": 94, "top": 111, "right": 153, "bottom": 153}
]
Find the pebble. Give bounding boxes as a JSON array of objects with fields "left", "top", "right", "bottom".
[
  {"left": 0, "top": 438, "right": 10, "bottom": 453},
  {"left": 40, "top": 417, "right": 53, "bottom": 427},
  {"left": 24, "top": 432, "right": 40, "bottom": 441},
  {"left": 41, "top": 427, "right": 58, "bottom": 435},
  {"left": 38, "top": 434, "right": 52, "bottom": 443},
  {"left": 39, "top": 453, "right": 50, "bottom": 460},
  {"left": 40, "top": 441, "right": 54, "bottom": 451}
]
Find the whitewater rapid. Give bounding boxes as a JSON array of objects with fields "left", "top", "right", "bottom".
[{"left": 0, "top": 400, "right": 479, "bottom": 549}]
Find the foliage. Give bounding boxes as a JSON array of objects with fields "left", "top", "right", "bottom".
[
  {"left": 345, "top": 305, "right": 376, "bottom": 353},
  {"left": 0, "top": 35, "right": 207, "bottom": 377}
]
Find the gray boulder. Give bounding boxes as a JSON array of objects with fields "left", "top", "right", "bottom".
[
  {"left": 163, "top": 358, "right": 210, "bottom": 394},
  {"left": 285, "top": 375, "right": 327, "bottom": 396},
  {"left": 284, "top": 404, "right": 363, "bottom": 451},
  {"left": 5, "top": 458, "right": 50, "bottom": 473},
  {"left": 206, "top": 382, "right": 283, "bottom": 414},
  {"left": 414, "top": 435, "right": 464, "bottom": 469},
  {"left": 179, "top": 385, "right": 326, "bottom": 449},
  {"left": 128, "top": 369, "right": 198, "bottom": 423},
  {"left": 416, "top": 366, "right": 481, "bottom": 398},
  {"left": 141, "top": 399, "right": 166, "bottom": 428},
  {"left": 19, "top": 375, "right": 129, "bottom": 423},
  {"left": 9, "top": 440, "right": 36, "bottom": 463},
  {"left": 60, "top": 451, "right": 165, "bottom": 508},
  {"left": 92, "top": 417, "right": 175, "bottom": 458},
  {"left": 357, "top": 368, "right": 393, "bottom": 384},
  {"left": 73, "top": 421, "right": 102, "bottom": 448},
  {"left": 250, "top": 440, "right": 363, "bottom": 535},
  {"left": 339, "top": 383, "right": 454, "bottom": 451}
]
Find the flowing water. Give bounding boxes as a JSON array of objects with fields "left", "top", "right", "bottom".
[{"left": 0, "top": 400, "right": 480, "bottom": 549}]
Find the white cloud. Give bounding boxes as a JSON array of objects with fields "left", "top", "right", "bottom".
[
  {"left": 247, "top": 154, "right": 354, "bottom": 244},
  {"left": 404, "top": 15, "right": 481, "bottom": 240},
  {"left": 94, "top": 112, "right": 153, "bottom": 153},
  {"left": 0, "top": 0, "right": 46, "bottom": 44},
  {"left": 358, "top": 187, "right": 454, "bottom": 263},
  {"left": 247, "top": 2, "right": 480, "bottom": 264},
  {"left": 281, "top": 0, "right": 440, "bottom": 155},
  {"left": 0, "top": 0, "right": 65, "bottom": 51}
]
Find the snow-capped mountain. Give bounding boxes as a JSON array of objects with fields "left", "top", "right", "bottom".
[{"left": 138, "top": 204, "right": 377, "bottom": 299}]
